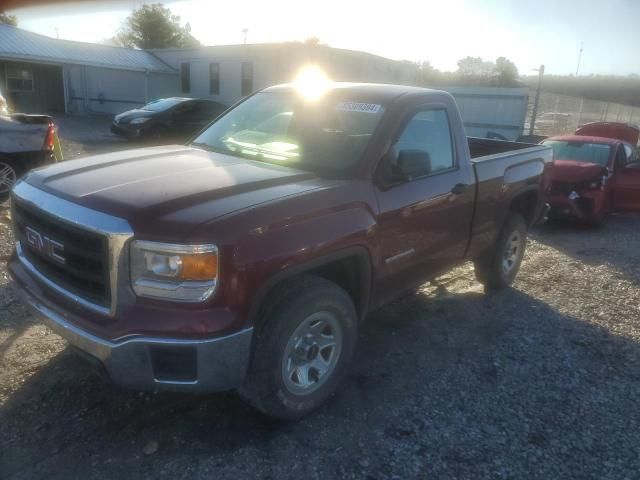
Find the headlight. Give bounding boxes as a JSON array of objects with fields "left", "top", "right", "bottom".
[
  {"left": 130, "top": 117, "right": 151, "bottom": 124},
  {"left": 130, "top": 241, "right": 219, "bottom": 302}
]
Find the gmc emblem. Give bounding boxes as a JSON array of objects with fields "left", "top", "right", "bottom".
[{"left": 24, "top": 226, "right": 65, "bottom": 265}]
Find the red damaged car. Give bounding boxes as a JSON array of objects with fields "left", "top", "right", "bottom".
[{"left": 543, "top": 122, "right": 640, "bottom": 226}]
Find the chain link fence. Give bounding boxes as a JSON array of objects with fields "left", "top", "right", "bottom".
[{"left": 525, "top": 92, "right": 640, "bottom": 138}]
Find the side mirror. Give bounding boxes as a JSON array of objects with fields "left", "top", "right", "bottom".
[
  {"left": 397, "top": 149, "right": 432, "bottom": 180},
  {"left": 381, "top": 148, "right": 432, "bottom": 184}
]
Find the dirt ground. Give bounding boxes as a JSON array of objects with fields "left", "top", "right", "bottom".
[{"left": 1, "top": 124, "right": 640, "bottom": 478}]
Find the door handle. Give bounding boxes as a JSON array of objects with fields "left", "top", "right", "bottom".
[{"left": 451, "top": 183, "right": 469, "bottom": 195}]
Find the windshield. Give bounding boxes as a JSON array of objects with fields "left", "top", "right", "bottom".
[
  {"left": 543, "top": 140, "right": 612, "bottom": 166},
  {"left": 142, "top": 98, "right": 186, "bottom": 112},
  {"left": 191, "top": 91, "right": 386, "bottom": 173}
]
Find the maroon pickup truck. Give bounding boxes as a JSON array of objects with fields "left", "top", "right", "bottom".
[{"left": 9, "top": 83, "right": 552, "bottom": 419}]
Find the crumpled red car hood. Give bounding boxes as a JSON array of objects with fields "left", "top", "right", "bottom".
[
  {"left": 551, "top": 159, "right": 607, "bottom": 183},
  {"left": 575, "top": 122, "right": 639, "bottom": 145}
]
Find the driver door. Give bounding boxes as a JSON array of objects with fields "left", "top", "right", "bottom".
[
  {"left": 374, "top": 106, "right": 475, "bottom": 301},
  {"left": 613, "top": 144, "right": 640, "bottom": 210}
]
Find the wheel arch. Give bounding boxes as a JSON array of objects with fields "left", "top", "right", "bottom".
[
  {"left": 507, "top": 187, "right": 539, "bottom": 226},
  {"left": 247, "top": 246, "right": 373, "bottom": 328}
]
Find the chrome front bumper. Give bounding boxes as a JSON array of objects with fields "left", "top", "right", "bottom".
[{"left": 10, "top": 265, "right": 254, "bottom": 393}]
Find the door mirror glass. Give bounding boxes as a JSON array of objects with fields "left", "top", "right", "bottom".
[{"left": 397, "top": 149, "right": 432, "bottom": 179}]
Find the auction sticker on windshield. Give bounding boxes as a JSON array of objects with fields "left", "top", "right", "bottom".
[{"left": 336, "top": 102, "right": 381, "bottom": 113}]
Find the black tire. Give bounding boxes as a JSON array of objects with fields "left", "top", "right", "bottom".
[
  {"left": 0, "top": 156, "right": 19, "bottom": 202},
  {"left": 147, "top": 125, "right": 170, "bottom": 142},
  {"left": 587, "top": 208, "right": 610, "bottom": 228},
  {"left": 474, "top": 213, "right": 527, "bottom": 291},
  {"left": 240, "top": 275, "right": 358, "bottom": 420}
]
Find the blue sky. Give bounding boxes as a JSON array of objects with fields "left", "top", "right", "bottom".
[{"left": 9, "top": 0, "right": 640, "bottom": 75}]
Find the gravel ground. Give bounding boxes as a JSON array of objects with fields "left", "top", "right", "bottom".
[{"left": 1, "top": 206, "right": 640, "bottom": 479}]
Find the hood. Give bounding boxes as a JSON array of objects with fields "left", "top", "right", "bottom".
[
  {"left": 24, "top": 145, "right": 325, "bottom": 240},
  {"left": 551, "top": 159, "right": 607, "bottom": 184},
  {"left": 575, "top": 122, "right": 639, "bottom": 145},
  {"left": 114, "top": 109, "right": 154, "bottom": 123}
]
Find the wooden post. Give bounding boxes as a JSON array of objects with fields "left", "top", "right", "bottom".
[{"left": 529, "top": 65, "right": 544, "bottom": 135}]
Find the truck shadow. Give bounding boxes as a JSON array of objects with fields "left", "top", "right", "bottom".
[{"left": 2, "top": 282, "right": 640, "bottom": 478}]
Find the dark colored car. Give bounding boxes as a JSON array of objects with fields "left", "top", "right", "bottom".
[
  {"left": 543, "top": 122, "right": 640, "bottom": 225},
  {"left": 110, "top": 97, "right": 228, "bottom": 141},
  {"left": 10, "top": 83, "right": 552, "bottom": 419},
  {"left": 0, "top": 113, "right": 61, "bottom": 201}
]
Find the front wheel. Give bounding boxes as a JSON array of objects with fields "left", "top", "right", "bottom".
[
  {"left": 474, "top": 213, "right": 528, "bottom": 290},
  {"left": 240, "top": 275, "right": 357, "bottom": 420}
]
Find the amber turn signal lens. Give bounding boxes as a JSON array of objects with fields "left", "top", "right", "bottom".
[{"left": 179, "top": 253, "right": 218, "bottom": 280}]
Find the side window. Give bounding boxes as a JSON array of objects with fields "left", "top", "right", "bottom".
[
  {"left": 7, "top": 66, "right": 34, "bottom": 92},
  {"left": 241, "top": 62, "right": 253, "bottom": 96},
  {"left": 209, "top": 63, "right": 220, "bottom": 95},
  {"left": 624, "top": 144, "right": 638, "bottom": 164},
  {"left": 180, "top": 63, "right": 190, "bottom": 93},
  {"left": 191, "top": 102, "right": 212, "bottom": 121},
  {"left": 173, "top": 101, "right": 197, "bottom": 120},
  {"left": 616, "top": 145, "right": 628, "bottom": 168},
  {"left": 394, "top": 108, "right": 455, "bottom": 177}
]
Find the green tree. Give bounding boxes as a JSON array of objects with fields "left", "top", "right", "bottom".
[
  {"left": 304, "top": 36, "right": 322, "bottom": 46},
  {"left": 495, "top": 57, "right": 519, "bottom": 86},
  {"left": 113, "top": 4, "right": 200, "bottom": 49},
  {"left": 457, "top": 56, "right": 494, "bottom": 77},
  {"left": 0, "top": 10, "right": 18, "bottom": 26},
  {"left": 415, "top": 61, "right": 439, "bottom": 86}
]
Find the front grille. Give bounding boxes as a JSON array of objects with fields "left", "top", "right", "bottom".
[{"left": 13, "top": 200, "right": 111, "bottom": 308}]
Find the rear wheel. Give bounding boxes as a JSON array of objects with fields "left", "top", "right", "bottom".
[
  {"left": 240, "top": 275, "right": 357, "bottom": 420},
  {"left": 474, "top": 213, "right": 527, "bottom": 290},
  {"left": 0, "top": 157, "right": 18, "bottom": 202}
]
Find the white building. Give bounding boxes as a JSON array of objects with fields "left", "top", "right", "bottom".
[
  {"left": 0, "top": 25, "right": 528, "bottom": 139},
  {"left": 151, "top": 43, "right": 420, "bottom": 107},
  {"left": 0, "top": 23, "right": 177, "bottom": 115}
]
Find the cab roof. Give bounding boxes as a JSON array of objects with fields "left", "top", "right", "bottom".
[{"left": 263, "top": 82, "right": 445, "bottom": 102}]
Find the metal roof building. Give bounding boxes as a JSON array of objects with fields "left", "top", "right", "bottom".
[{"left": 0, "top": 24, "right": 178, "bottom": 115}]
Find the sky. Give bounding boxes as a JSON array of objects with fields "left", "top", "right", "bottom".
[{"left": 8, "top": 0, "right": 640, "bottom": 76}]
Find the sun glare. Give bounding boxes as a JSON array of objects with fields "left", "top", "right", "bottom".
[{"left": 293, "top": 65, "right": 332, "bottom": 101}]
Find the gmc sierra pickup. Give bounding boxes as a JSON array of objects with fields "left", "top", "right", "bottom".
[{"left": 9, "top": 83, "right": 552, "bottom": 419}]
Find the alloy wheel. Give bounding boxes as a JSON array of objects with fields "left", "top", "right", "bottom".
[
  {"left": 281, "top": 311, "right": 343, "bottom": 395},
  {"left": 502, "top": 230, "right": 522, "bottom": 274}
]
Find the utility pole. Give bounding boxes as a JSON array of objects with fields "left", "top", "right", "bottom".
[
  {"left": 529, "top": 64, "right": 545, "bottom": 136},
  {"left": 575, "top": 42, "right": 583, "bottom": 77},
  {"left": 242, "top": 28, "right": 248, "bottom": 45}
]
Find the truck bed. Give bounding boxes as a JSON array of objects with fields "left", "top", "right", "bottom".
[
  {"left": 465, "top": 136, "right": 554, "bottom": 259},
  {"left": 468, "top": 137, "right": 539, "bottom": 160}
]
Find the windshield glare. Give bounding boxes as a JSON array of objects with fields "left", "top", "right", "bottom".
[
  {"left": 543, "top": 140, "right": 612, "bottom": 167},
  {"left": 191, "top": 91, "right": 386, "bottom": 173},
  {"left": 142, "top": 98, "right": 185, "bottom": 112}
]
